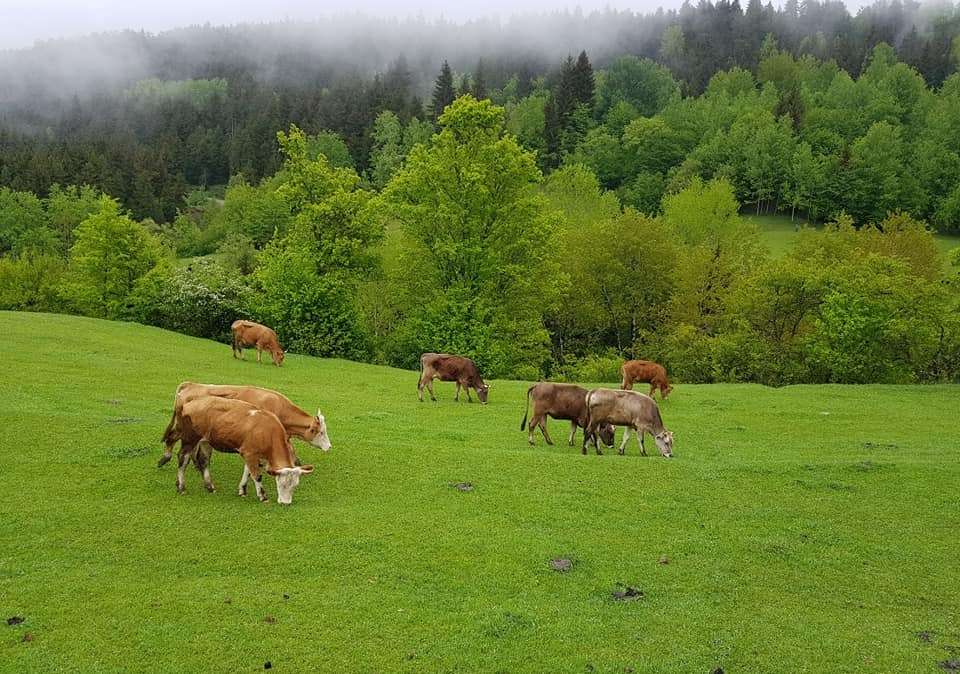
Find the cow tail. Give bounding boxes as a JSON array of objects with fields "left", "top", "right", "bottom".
[
  {"left": 520, "top": 385, "right": 534, "bottom": 431},
  {"left": 584, "top": 390, "right": 595, "bottom": 438}
]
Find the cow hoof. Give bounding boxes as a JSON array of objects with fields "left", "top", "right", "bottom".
[
  {"left": 545, "top": 440, "right": 554, "bottom": 446},
  {"left": 259, "top": 496, "right": 269, "bottom": 503},
  {"left": 581, "top": 448, "right": 587, "bottom": 455},
  {"left": 205, "top": 485, "right": 216, "bottom": 493}
]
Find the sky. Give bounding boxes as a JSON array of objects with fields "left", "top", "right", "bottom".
[{"left": 0, "top": 0, "right": 869, "bottom": 51}]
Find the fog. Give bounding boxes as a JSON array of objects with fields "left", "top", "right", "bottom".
[{"left": 2, "top": 0, "right": 879, "bottom": 51}]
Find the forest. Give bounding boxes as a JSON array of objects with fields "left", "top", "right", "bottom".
[{"left": 1, "top": 0, "right": 960, "bottom": 384}]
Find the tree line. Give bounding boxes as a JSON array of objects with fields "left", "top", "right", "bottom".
[
  {"left": 2, "top": 95, "right": 959, "bottom": 385},
  {"left": 1, "top": 0, "right": 958, "bottom": 222}
]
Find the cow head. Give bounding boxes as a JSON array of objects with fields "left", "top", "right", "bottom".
[
  {"left": 654, "top": 430, "right": 674, "bottom": 458},
  {"left": 305, "top": 411, "right": 332, "bottom": 451},
  {"left": 476, "top": 381, "right": 490, "bottom": 404},
  {"left": 272, "top": 349, "right": 285, "bottom": 367},
  {"left": 597, "top": 422, "right": 616, "bottom": 447},
  {"left": 268, "top": 465, "right": 314, "bottom": 504}
]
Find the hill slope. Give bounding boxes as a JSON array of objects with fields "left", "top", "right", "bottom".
[{"left": 1, "top": 312, "right": 958, "bottom": 672}]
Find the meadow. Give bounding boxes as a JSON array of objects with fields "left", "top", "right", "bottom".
[
  {"left": 747, "top": 212, "right": 960, "bottom": 258},
  {"left": 1, "top": 311, "right": 958, "bottom": 673}
]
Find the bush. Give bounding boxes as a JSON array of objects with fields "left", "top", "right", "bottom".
[
  {"left": 0, "top": 253, "right": 68, "bottom": 312},
  {"left": 125, "top": 259, "right": 251, "bottom": 342},
  {"left": 556, "top": 351, "right": 624, "bottom": 384}
]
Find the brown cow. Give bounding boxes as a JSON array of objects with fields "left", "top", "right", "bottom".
[
  {"left": 583, "top": 388, "right": 674, "bottom": 458},
  {"left": 175, "top": 396, "right": 314, "bottom": 504},
  {"left": 231, "top": 320, "right": 284, "bottom": 366},
  {"left": 620, "top": 359, "right": 673, "bottom": 399},
  {"left": 520, "top": 382, "right": 615, "bottom": 447},
  {"left": 418, "top": 353, "right": 489, "bottom": 403},
  {"left": 159, "top": 382, "right": 331, "bottom": 468}
]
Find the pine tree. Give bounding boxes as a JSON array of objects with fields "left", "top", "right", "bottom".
[
  {"left": 471, "top": 59, "right": 488, "bottom": 100},
  {"left": 570, "top": 51, "right": 595, "bottom": 109},
  {"left": 457, "top": 74, "right": 471, "bottom": 98},
  {"left": 431, "top": 61, "right": 455, "bottom": 121},
  {"left": 543, "top": 94, "right": 562, "bottom": 169},
  {"left": 555, "top": 55, "right": 577, "bottom": 124}
]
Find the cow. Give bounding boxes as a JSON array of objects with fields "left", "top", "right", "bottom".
[
  {"left": 418, "top": 353, "right": 489, "bottom": 404},
  {"left": 231, "top": 319, "right": 284, "bottom": 366},
  {"left": 620, "top": 359, "right": 673, "bottom": 400},
  {"left": 582, "top": 388, "right": 674, "bottom": 458},
  {"left": 520, "top": 382, "right": 615, "bottom": 448},
  {"left": 159, "top": 382, "right": 331, "bottom": 468},
  {"left": 173, "top": 396, "right": 314, "bottom": 504}
]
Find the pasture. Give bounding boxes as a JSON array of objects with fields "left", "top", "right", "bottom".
[
  {"left": 1, "top": 311, "right": 959, "bottom": 673},
  {"left": 746, "top": 212, "right": 960, "bottom": 259}
]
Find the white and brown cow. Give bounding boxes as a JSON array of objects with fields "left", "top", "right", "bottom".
[
  {"left": 175, "top": 396, "right": 314, "bottom": 505},
  {"left": 159, "top": 382, "right": 331, "bottom": 468},
  {"left": 521, "top": 382, "right": 615, "bottom": 448},
  {"left": 583, "top": 388, "right": 674, "bottom": 458}
]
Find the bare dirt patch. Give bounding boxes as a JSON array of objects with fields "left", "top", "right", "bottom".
[
  {"left": 612, "top": 586, "right": 644, "bottom": 601},
  {"left": 939, "top": 659, "right": 960, "bottom": 671},
  {"left": 106, "top": 417, "right": 143, "bottom": 424},
  {"left": 549, "top": 558, "right": 573, "bottom": 572},
  {"left": 6, "top": 616, "right": 24, "bottom": 626},
  {"left": 658, "top": 555, "right": 670, "bottom": 565},
  {"left": 451, "top": 482, "right": 474, "bottom": 492}
]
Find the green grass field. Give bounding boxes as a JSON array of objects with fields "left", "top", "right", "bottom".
[
  {"left": 746, "top": 212, "right": 960, "bottom": 259},
  {"left": 2, "top": 312, "right": 959, "bottom": 673}
]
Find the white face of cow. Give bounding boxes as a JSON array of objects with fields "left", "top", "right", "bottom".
[
  {"left": 272, "top": 465, "right": 314, "bottom": 505},
  {"left": 654, "top": 430, "right": 674, "bottom": 458},
  {"left": 310, "top": 411, "right": 332, "bottom": 451}
]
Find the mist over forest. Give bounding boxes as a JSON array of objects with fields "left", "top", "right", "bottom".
[{"left": 2, "top": 0, "right": 960, "bottom": 384}]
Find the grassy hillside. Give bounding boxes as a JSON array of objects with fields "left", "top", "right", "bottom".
[
  {"left": 747, "top": 212, "right": 960, "bottom": 259},
  {"left": 1, "top": 312, "right": 958, "bottom": 673}
]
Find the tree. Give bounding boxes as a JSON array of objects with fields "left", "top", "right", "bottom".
[
  {"left": 63, "top": 196, "right": 163, "bottom": 317},
  {"left": 431, "top": 61, "right": 456, "bottom": 121},
  {"left": 597, "top": 56, "right": 681, "bottom": 117},
  {"left": 570, "top": 51, "right": 595, "bottom": 109},
  {"left": 251, "top": 125, "right": 380, "bottom": 358},
  {"left": 471, "top": 60, "right": 488, "bottom": 100},
  {"left": 0, "top": 188, "right": 47, "bottom": 256},
  {"left": 381, "top": 96, "right": 562, "bottom": 377}
]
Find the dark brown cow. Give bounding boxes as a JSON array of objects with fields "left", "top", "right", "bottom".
[
  {"left": 520, "top": 382, "right": 615, "bottom": 447},
  {"left": 418, "top": 353, "right": 489, "bottom": 403},
  {"left": 231, "top": 320, "right": 284, "bottom": 366},
  {"left": 620, "top": 359, "right": 673, "bottom": 399},
  {"left": 175, "top": 397, "right": 314, "bottom": 504},
  {"left": 159, "top": 382, "right": 331, "bottom": 468}
]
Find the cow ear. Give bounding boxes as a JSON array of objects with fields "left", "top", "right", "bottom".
[
  {"left": 298, "top": 465, "right": 314, "bottom": 474},
  {"left": 316, "top": 410, "right": 324, "bottom": 422}
]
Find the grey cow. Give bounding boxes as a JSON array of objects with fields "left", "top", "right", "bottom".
[{"left": 582, "top": 388, "right": 674, "bottom": 457}]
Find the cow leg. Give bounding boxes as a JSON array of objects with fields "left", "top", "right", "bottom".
[
  {"left": 568, "top": 421, "right": 578, "bottom": 446},
  {"left": 427, "top": 378, "right": 436, "bottom": 402},
  {"left": 245, "top": 457, "right": 268, "bottom": 502},
  {"left": 417, "top": 374, "right": 425, "bottom": 402},
  {"left": 195, "top": 441, "right": 216, "bottom": 492},
  {"left": 527, "top": 414, "right": 538, "bottom": 445},
  {"left": 581, "top": 422, "right": 593, "bottom": 455},
  {"left": 238, "top": 464, "right": 250, "bottom": 497},
  {"left": 638, "top": 428, "right": 647, "bottom": 456},
  {"left": 256, "top": 348, "right": 262, "bottom": 364},
  {"left": 539, "top": 417, "right": 554, "bottom": 445},
  {"left": 176, "top": 443, "right": 194, "bottom": 494},
  {"left": 454, "top": 381, "right": 461, "bottom": 401},
  {"left": 649, "top": 383, "right": 657, "bottom": 399},
  {"left": 465, "top": 383, "right": 473, "bottom": 403},
  {"left": 619, "top": 426, "right": 630, "bottom": 455}
]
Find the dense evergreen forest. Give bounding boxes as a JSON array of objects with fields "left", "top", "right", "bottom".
[{"left": 2, "top": 1, "right": 960, "bottom": 384}]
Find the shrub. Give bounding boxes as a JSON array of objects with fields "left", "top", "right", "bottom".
[{"left": 126, "top": 259, "right": 251, "bottom": 342}]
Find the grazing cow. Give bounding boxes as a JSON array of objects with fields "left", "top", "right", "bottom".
[
  {"left": 520, "top": 382, "right": 615, "bottom": 448},
  {"left": 175, "top": 396, "right": 314, "bottom": 504},
  {"left": 583, "top": 388, "right": 674, "bottom": 458},
  {"left": 159, "top": 382, "right": 331, "bottom": 468},
  {"left": 620, "top": 359, "right": 673, "bottom": 399},
  {"left": 418, "top": 353, "right": 489, "bottom": 404},
  {"left": 231, "top": 319, "right": 285, "bottom": 366}
]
